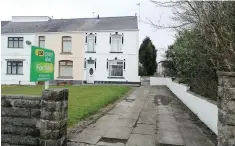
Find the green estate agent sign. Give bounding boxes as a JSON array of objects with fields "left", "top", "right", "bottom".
[{"left": 30, "top": 46, "right": 55, "bottom": 82}]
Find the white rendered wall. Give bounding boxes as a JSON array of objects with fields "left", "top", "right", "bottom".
[
  {"left": 1, "top": 33, "right": 36, "bottom": 85},
  {"left": 84, "top": 30, "right": 140, "bottom": 83},
  {"left": 150, "top": 77, "right": 218, "bottom": 135}
]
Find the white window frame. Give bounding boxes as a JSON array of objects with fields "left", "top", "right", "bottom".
[
  {"left": 87, "top": 34, "right": 95, "bottom": 52},
  {"left": 108, "top": 60, "right": 124, "bottom": 77},
  {"left": 111, "top": 34, "right": 122, "bottom": 52}
]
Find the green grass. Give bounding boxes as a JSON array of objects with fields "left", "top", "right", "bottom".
[{"left": 1, "top": 85, "right": 131, "bottom": 127}]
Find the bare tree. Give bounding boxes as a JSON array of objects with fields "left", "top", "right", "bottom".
[{"left": 150, "top": 0, "right": 235, "bottom": 71}]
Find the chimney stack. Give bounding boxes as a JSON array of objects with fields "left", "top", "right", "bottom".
[{"left": 97, "top": 14, "right": 99, "bottom": 19}]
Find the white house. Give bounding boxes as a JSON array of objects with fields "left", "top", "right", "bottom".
[
  {"left": 1, "top": 31, "right": 37, "bottom": 85},
  {"left": 84, "top": 16, "right": 140, "bottom": 84},
  {"left": 1, "top": 16, "right": 51, "bottom": 85}
]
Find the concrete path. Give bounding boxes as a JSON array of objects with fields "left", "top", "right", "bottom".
[{"left": 68, "top": 86, "right": 215, "bottom": 146}]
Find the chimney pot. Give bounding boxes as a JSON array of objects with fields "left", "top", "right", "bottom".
[{"left": 97, "top": 15, "right": 99, "bottom": 19}]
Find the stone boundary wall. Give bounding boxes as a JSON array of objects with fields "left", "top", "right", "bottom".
[
  {"left": 1, "top": 88, "right": 68, "bottom": 146},
  {"left": 217, "top": 72, "right": 235, "bottom": 146}
]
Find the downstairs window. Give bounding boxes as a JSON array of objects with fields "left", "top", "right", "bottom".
[
  {"left": 109, "top": 60, "right": 123, "bottom": 77},
  {"left": 7, "top": 61, "right": 23, "bottom": 75},
  {"left": 59, "top": 60, "right": 73, "bottom": 77}
]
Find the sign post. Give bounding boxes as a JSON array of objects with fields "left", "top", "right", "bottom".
[{"left": 30, "top": 46, "right": 55, "bottom": 89}]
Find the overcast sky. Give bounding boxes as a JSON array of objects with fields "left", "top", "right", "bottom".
[{"left": 0, "top": 0, "right": 176, "bottom": 62}]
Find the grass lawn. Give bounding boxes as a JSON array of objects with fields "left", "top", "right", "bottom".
[{"left": 1, "top": 85, "right": 131, "bottom": 127}]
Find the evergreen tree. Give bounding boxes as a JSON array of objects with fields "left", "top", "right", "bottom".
[{"left": 139, "top": 37, "right": 157, "bottom": 76}]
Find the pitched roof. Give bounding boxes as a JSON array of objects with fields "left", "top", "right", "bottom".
[
  {"left": 1, "top": 16, "right": 138, "bottom": 34},
  {"left": 1, "top": 21, "right": 10, "bottom": 27}
]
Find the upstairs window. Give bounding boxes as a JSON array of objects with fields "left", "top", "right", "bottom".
[
  {"left": 8, "top": 37, "right": 23, "bottom": 48},
  {"left": 111, "top": 34, "right": 122, "bottom": 52},
  {"left": 39, "top": 36, "right": 45, "bottom": 48},
  {"left": 87, "top": 34, "right": 95, "bottom": 52},
  {"left": 7, "top": 61, "right": 23, "bottom": 75},
  {"left": 62, "top": 36, "right": 72, "bottom": 53},
  {"left": 109, "top": 60, "right": 123, "bottom": 77}
]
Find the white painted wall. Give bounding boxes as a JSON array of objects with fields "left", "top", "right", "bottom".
[
  {"left": 150, "top": 77, "right": 218, "bottom": 135},
  {"left": 84, "top": 30, "right": 140, "bottom": 83},
  {"left": 1, "top": 33, "right": 36, "bottom": 85}
]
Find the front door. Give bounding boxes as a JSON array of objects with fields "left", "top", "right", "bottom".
[{"left": 86, "top": 60, "right": 95, "bottom": 84}]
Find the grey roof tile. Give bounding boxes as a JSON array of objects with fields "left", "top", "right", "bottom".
[
  {"left": 1, "top": 21, "right": 10, "bottom": 27},
  {"left": 1, "top": 16, "right": 138, "bottom": 34}
]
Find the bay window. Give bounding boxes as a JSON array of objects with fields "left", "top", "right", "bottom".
[{"left": 109, "top": 60, "right": 123, "bottom": 77}]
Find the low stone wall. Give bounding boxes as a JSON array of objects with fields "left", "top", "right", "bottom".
[
  {"left": 1, "top": 88, "right": 68, "bottom": 146},
  {"left": 217, "top": 72, "right": 235, "bottom": 146},
  {"left": 2, "top": 95, "right": 41, "bottom": 145}
]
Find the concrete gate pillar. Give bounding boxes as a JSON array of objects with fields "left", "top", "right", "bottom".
[{"left": 217, "top": 72, "right": 235, "bottom": 146}]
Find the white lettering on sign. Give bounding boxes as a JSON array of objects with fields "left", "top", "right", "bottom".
[
  {"left": 45, "top": 52, "right": 53, "bottom": 62},
  {"left": 45, "top": 57, "right": 52, "bottom": 62},
  {"left": 39, "top": 74, "right": 49, "bottom": 77},
  {"left": 36, "top": 64, "right": 51, "bottom": 71},
  {"left": 45, "top": 52, "right": 53, "bottom": 57}
]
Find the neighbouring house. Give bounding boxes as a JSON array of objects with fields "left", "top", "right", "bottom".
[
  {"left": 35, "top": 32, "right": 85, "bottom": 85},
  {"left": 157, "top": 61, "right": 167, "bottom": 76},
  {"left": 1, "top": 15, "right": 140, "bottom": 85},
  {"left": 1, "top": 17, "right": 37, "bottom": 85},
  {"left": 84, "top": 16, "right": 140, "bottom": 84}
]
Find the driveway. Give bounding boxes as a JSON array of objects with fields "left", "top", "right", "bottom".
[{"left": 68, "top": 86, "right": 215, "bottom": 146}]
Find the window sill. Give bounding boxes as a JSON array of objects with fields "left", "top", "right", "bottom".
[
  {"left": 60, "top": 52, "right": 72, "bottom": 55},
  {"left": 6, "top": 74, "right": 24, "bottom": 75},
  {"left": 57, "top": 76, "right": 73, "bottom": 79},
  {"left": 85, "top": 44, "right": 97, "bottom": 45},
  {"left": 107, "top": 76, "right": 125, "bottom": 79},
  {"left": 86, "top": 51, "right": 96, "bottom": 53},
  {"left": 110, "top": 52, "right": 123, "bottom": 53},
  {"left": 8, "top": 48, "right": 24, "bottom": 49}
]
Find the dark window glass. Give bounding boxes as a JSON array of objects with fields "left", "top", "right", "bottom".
[
  {"left": 6, "top": 61, "right": 23, "bottom": 74},
  {"left": 39, "top": 36, "right": 45, "bottom": 48},
  {"left": 8, "top": 37, "right": 24, "bottom": 48}
]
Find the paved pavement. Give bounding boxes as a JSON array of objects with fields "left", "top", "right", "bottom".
[{"left": 68, "top": 86, "right": 215, "bottom": 146}]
